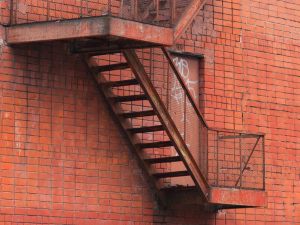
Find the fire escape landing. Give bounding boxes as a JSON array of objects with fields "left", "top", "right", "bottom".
[
  {"left": 6, "top": 16, "right": 173, "bottom": 47},
  {"left": 5, "top": 0, "right": 267, "bottom": 210}
]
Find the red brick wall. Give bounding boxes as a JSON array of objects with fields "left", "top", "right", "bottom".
[
  {"left": 0, "top": 0, "right": 300, "bottom": 224},
  {"left": 181, "top": 0, "right": 300, "bottom": 223},
  {"left": 0, "top": 0, "right": 10, "bottom": 25}
]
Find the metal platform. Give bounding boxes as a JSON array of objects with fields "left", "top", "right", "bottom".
[{"left": 6, "top": 16, "right": 174, "bottom": 46}]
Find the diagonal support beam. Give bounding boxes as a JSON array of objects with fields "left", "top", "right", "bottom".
[
  {"left": 235, "top": 136, "right": 261, "bottom": 187},
  {"left": 6, "top": 16, "right": 174, "bottom": 46},
  {"left": 123, "top": 49, "right": 209, "bottom": 200},
  {"left": 162, "top": 47, "right": 208, "bottom": 128},
  {"left": 174, "top": 0, "right": 207, "bottom": 41}
]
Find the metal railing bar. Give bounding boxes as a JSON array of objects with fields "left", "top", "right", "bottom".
[
  {"left": 161, "top": 47, "right": 209, "bottom": 128},
  {"left": 9, "top": 0, "right": 14, "bottom": 25},
  {"left": 234, "top": 136, "right": 261, "bottom": 187},
  {"left": 239, "top": 134, "right": 242, "bottom": 188},
  {"left": 210, "top": 127, "right": 265, "bottom": 136},
  {"left": 218, "top": 134, "right": 262, "bottom": 140},
  {"left": 262, "top": 136, "right": 266, "bottom": 190}
]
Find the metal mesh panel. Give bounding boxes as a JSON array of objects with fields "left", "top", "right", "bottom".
[
  {"left": 134, "top": 48, "right": 207, "bottom": 187},
  {"left": 9, "top": 0, "right": 192, "bottom": 26},
  {"left": 134, "top": 49, "right": 184, "bottom": 187},
  {"left": 134, "top": 48, "right": 265, "bottom": 190},
  {"left": 80, "top": 48, "right": 265, "bottom": 190},
  {"left": 208, "top": 129, "right": 265, "bottom": 190},
  {"left": 91, "top": 52, "right": 179, "bottom": 188}
]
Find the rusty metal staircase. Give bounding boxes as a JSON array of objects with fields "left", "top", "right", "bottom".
[
  {"left": 84, "top": 48, "right": 209, "bottom": 206},
  {"left": 82, "top": 47, "right": 267, "bottom": 210},
  {"left": 6, "top": 0, "right": 267, "bottom": 210}
]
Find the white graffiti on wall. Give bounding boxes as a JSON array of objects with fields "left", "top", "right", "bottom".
[
  {"left": 171, "top": 56, "right": 199, "bottom": 147},
  {"left": 171, "top": 57, "right": 198, "bottom": 105}
]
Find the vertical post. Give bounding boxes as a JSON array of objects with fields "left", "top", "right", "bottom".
[
  {"left": 150, "top": 48, "right": 153, "bottom": 81},
  {"left": 47, "top": 0, "right": 50, "bottom": 21},
  {"left": 9, "top": 0, "right": 18, "bottom": 25},
  {"left": 9, "top": 0, "right": 14, "bottom": 25},
  {"left": 262, "top": 136, "right": 265, "bottom": 190},
  {"left": 120, "top": 0, "right": 124, "bottom": 17},
  {"left": 130, "top": 0, "right": 137, "bottom": 20},
  {"left": 170, "top": 0, "right": 176, "bottom": 25},
  {"left": 216, "top": 131, "right": 219, "bottom": 186},
  {"left": 155, "top": 0, "right": 159, "bottom": 21},
  {"left": 81, "top": 0, "right": 89, "bottom": 16},
  {"left": 239, "top": 133, "right": 242, "bottom": 188},
  {"left": 206, "top": 128, "right": 208, "bottom": 179},
  {"left": 80, "top": 0, "right": 83, "bottom": 17},
  {"left": 108, "top": 0, "right": 111, "bottom": 15},
  {"left": 199, "top": 119, "right": 201, "bottom": 175},
  {"left": 184, "top": 95, "right": 186, "bottom": 142},
  {"left": 166, "top": 52, "right": 170, "bottom": 111}
]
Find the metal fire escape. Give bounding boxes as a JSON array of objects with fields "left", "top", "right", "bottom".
[{"left": 6, "top": 0, "right": 267, "bottom": 210}]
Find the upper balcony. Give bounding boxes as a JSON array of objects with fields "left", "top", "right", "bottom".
[{"left": 6, "top": 0, "right": 201, "bottom": 46}]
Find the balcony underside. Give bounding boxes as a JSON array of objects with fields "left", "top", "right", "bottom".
[
  {"left": 163, "top": 187, "right": 267, "bottom": 210},
  {"left": 6, "top": 16, "right": 174, "bottom": 47}
]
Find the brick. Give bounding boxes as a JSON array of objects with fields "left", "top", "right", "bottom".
[{"left": 0, "top": 0, "right": 299, "bottom": 224}]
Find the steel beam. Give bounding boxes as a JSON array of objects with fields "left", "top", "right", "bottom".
[
  {"left": 6, "top": 16, "right": 174, "bottom": 46},
  {"left": 123, "top": 49, "right": 210, "bottom": 200},
  {"left": 174, "top": 0, "right": 207, "bottom": 41},
  {"left": 209, "top": 187, "right": 267, "bottom": 207}
]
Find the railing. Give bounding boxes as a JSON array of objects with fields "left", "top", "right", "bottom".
[
  {"left": 9, "top": 0, "right": 192, "bottom": 26},
  {"left": 135, "top": 47, "right": 265, "bottom": 190},
  {"left": 133, "top": 47, "right": 209, "bottom": 186},
  {"left": 161, "top": 47, "right": 209, "bottom": 179},
  {"left": 86, "top": 47, "right": 265, "bottom": 190},
  {"left": 208, "top": 129, "right": 265, "bottom": 190}
]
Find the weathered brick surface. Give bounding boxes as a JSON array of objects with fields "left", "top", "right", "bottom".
[
  {"left": 0, "top": 0, "right": 9, "bottom": 25},
  {"left": 0, "top": 0, "right": 300, "bottom": 224}
]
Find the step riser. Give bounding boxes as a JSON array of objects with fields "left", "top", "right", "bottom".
[
  {"left": 128, "top": 125, "right": 164, "bottom": 133},
  {"left": 93, "top": 63, "right": 130, "bottom": 73},
  {"left": 153, "top": 171, "right": 189, "bottom": 179},
  {"left": 111, "top": 95, "right": 148, "bottom": 103},
  {"left": 137, "top": 141, "right": 173, "bottom": 149},
  {"left": 120, "top": 110, "right": 156, "bottom": 118},
  {"left": 144, "top": 156, "right": 181, "bottom": 164},
  {"left": 102, "top": 79, "right": 139, "bottom": 88}
]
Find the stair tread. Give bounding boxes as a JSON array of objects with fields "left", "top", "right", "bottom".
[
  {"left": 93, "top": 62, "right": 129, "bottom": 73},
  {"left": 88, "top": 50, "right": 122, "bottom": 56},
  {"left": 102, "top": 79, "right": 139, "bottom": 88},
  {"left": 160, "top": 185, "right": 197, "bottom": 191},
  {"left": 137, "top": 141, "right": 173, "bottom": 149},
  {"left": 128, "top": 125, "right": 164, "bottom": 133},
  {"left": 144, "top": 156, "right": 181, "bottom": 164},
  {"left": 111, "top": 94, "right": 148, "bottom": 102},
  {"left": 120, "top": 110, "right": 156, "bottom": 118},
  {"left": 153, "top": 170, "right": 190, "bottom": 179}
]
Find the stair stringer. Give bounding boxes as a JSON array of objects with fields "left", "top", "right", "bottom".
[
  {"left": 123, "top": 49, "right": 210, "bottom": 201},
  {"left": 83, "top": 56, "right": 168, "bottom": 206},
  {"left": 174, "top": 0, "right": 208, "bottom": 41}
]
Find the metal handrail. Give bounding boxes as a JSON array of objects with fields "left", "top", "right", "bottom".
[
  {"left": 9, "top": 0, "right": 179, "bottom": 26},
  {"left": 161, "top": 47, "right": 209, "bottom": 128}
]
